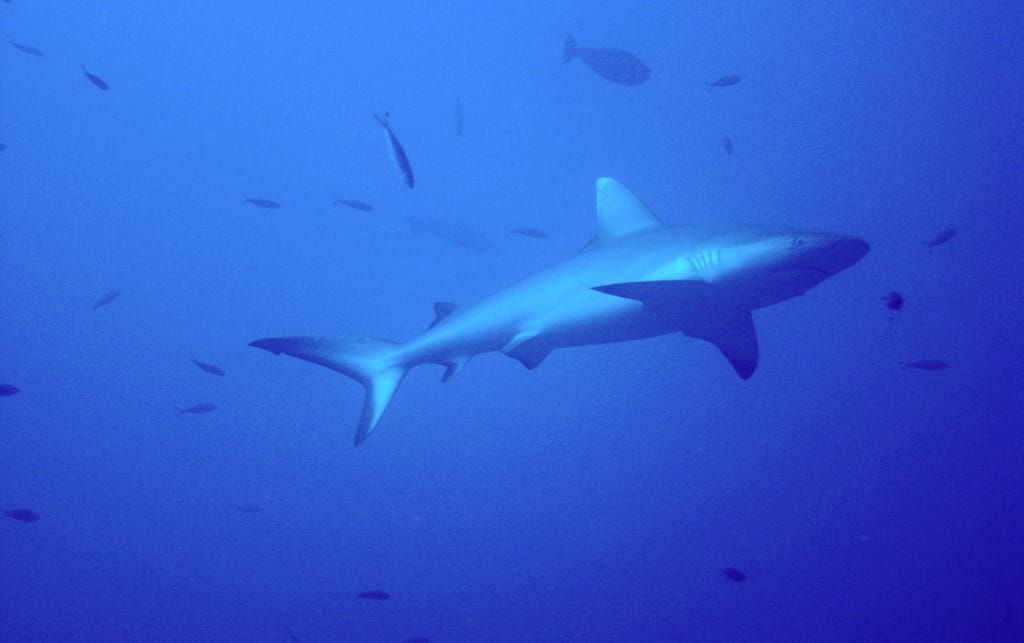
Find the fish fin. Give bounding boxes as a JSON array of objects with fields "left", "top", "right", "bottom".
[
  {"left": 680, "top": 311, "right": 759, "bottom": 379},
  {"left": 505, "top": 340, "right": 551, "bottom": 370},
  {"left": 582, "top": 178, "right": 663, "bottom": 252},
  {"left": 429, "top": 302, "right": 458, "bottom": 329},
  {"left": 563, "top": 34, "right": 577, "bottom": 62},
  {"left": 441, "top": 356, "right": 471, "bottom": 382},
  {"left": 593, "top": 279, "right": 706, "bottom": 304},
  {"left": 249, "top": 336, "right": 407, "bottom": 445}
]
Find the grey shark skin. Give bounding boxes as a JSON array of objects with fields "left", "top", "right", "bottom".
[{"left": 251, "top": 178, "right": 868, "bottom": 445}]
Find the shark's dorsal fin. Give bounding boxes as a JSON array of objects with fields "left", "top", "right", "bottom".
[
  {"left": 429, "top": 302, "right": 459, "bottom": 329},
  {"left": 582, "top": 178, "right": 663, "bottom": 251}
]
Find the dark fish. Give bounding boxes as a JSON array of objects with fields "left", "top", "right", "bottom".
[
  {"left": 235, "top": 503, "right": 265, "bottom": 514},
  {"left": 334, "top": 199, "right": 374, "bottom": 212},
  {"left": 190, "top": 355, "right": 225, "bottom": 376},
  {"left": 7, "top": 37, "right": 43, "bottom": 56},
  {"left": 563, "top": 34, "right": 650, "bottom": 86},
  {"left": 454, "top": 96, "right": 463, "bottom": 138},
  {"left": 899, "top": 359, "right": 948, "bottom": 371},
  {"left": 881, "top": 291, "right": 904, "bottom": 311},
  {"left": 243, "top": 195, "right": 281, "bottom": 209},
  {"left": 723, "top": 136, "right": 734, "bottom": 155},
  {"left": 407, "top": 215, "right": 491, "bottom": 251},
  {"left": 509, "top": 227, "right": 549, "bottom": 239},
  {"left": 81, "top": 66, "right": 109, "bottom": 90},
  {"left": 0, "top": 142, "right": 7, "bottom": 151},
  {"left": 707, "top": 75, "right": 742, "bottom": 88},
  {"left": 722, "top": 567, "right": 746, "bottom": 582},
  {"left": 284, "top": 626, "right": 304, "bottom": 643},
  {"left": 375, "top": 113, "right": 415, "bottom": 189},
  {"left": 4, "top": 509, "right": 40, "bottom": 522},
  {"left": 357, "top": 590, "right": 391, "bottom": 600},
  {"left": 92, "top": 289, "right": 121, "bottom": 311},
  {"left": 925, "top": 228, "right": 956, "bottom": 248},
  {"left": 0, "top": 383, "right": 19, "bottom": 396},
  {"left": 180, "top": 403, "right": 217, "bottom": 414}
]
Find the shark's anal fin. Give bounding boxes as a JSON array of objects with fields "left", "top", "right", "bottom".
[{"left": 681, "top": 311, "right": 759, "bottom": 379}]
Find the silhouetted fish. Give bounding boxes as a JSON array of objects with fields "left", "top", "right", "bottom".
[
  {"left": 899, "top": 359, "right": 947, "bottom": 371},
  {"left": 81, "top": 66, "right": 108, "bottom": 90},
  {"left": 882, "top": 291, "right": 904, "bottom": 311},
  {"left": 357, "top": 590, "right": 391, "bottom": 600},
  {"left": 375, "top": 113, "right": 414, "bottom": 189},
  {"left": 723, "top": 136, "right": 734, "bottom": 155},
  {"left": 0, "top": 383, "right": 19, "bottom": 396},
  {"left": 509, "top": 227, "right": 549, "bottom": 239},
  {"left": 707, "top": 75, "right": 742, "bottom": 88},
  {"left": 191, "top": 355, "right": 225, "bottom": 376},
  {"left": 722, "top": 567, "right": 746, "bottom": 582},
  {"left": 925, "top": 228, "right": 956, "bottom": 248},
  {"left": 284, "top": 626, "right": 304, "bottom": 643},
  {"left": 454, "top": 96, "right": 463, "bottom": 138},
  {"left": 563, "top": 34, "right": 650, "bottom": 86},
  {"left": 92, "top": 289, "right": 121, "bottom": 311},
  {"left": 407, "top": 216, "right": 491, "bottom": 251},
  {"left": 243, "top": 195, "right": 281, "bottom": 209},
  {"left": 180, "top": 403, "right": 217, "bottom": 414},
  {"left": 4, "top": 509, "right": 40, "bottom": 522},
  {"left": 0, "top": 142, "right": 7, "bottom": 151},
  {"left": 334, "top": 199, "right": 374, "bottom": 212},
  {"left": 7, "top": 37, "right": 43, "bottom": 56}
]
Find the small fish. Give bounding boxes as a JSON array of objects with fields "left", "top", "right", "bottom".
[
  {"left": 925, "top": 228, "right": 956, "bottom": 248},
  {"left": 284, "top": 626, "right": 304, "bottom": 643},
  {"left": 243, "top": 195, "right": 281, "bottom": 209},
  {"left": 375, "top": 113, "right": 415, "bottom": 189},
  {"left": 92, "top": 289, "right": 121, "bottom": 311},
  {"left": 881, "top": 291, "right": 904, "bottom": 311},
  {"left": 334, "top": 199, "right": 374, "bottom": 212},
  {"left": 899, "top": 359, "right": 948, "bottom": 371},
  {"left": 7, "top": 37, "right": 43, "bottom": 56},
  {"left": 4, "top": 509, "right": 40, "bottom": 522},
  {"left": 81, "top": 66, "right": 109, "bottom": 90},
  {"left": 454, "top": 95, "right": 463, "bottom": 138},
  {"left": 180, "top": 403, "right": 217, "bottom": 414},
  {"left": 190, "top": 355, "right": 225, "bottom": 376},
  {"left": 356, "top": 590, "right": 391, "bottom": 600},
  {"left": 707, "top": 75, "right": 742, "bottom": 88},
  {"left": 509, "top": 227, "right": 549, "bottom": 240},
  {"left": 723, "top": 136, "right": 733, "bottom": 155},
  {"left": 721, "top": 567, "right": 746, "bottom": 582},
  {"left": 563, "top": 34, "right": 650, "bottom": 86},
  {"left": 0, "top": 383, "right": 19, "bottom": 396},
  {"left": 0, "top": 142, "right": 7, "bottom": 151},
  {"left": 235, "top": 503, "right": 265, "bottom": 514}
]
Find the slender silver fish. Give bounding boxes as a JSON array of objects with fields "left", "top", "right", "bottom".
[
  {"left": 81, "top": 66, "right": 109, "bottom": 90},
  {"left": 92, "top": 289, "right": 121, "bottom": 311},
  {"left": 7, "top": 36, "right": 43, "bottom": 56},
  {"left": 374, "top": 113, "right": 414, "bottom": 189},
  {"left": 190, "top": 355, "right": 225, "bottom": 376}
]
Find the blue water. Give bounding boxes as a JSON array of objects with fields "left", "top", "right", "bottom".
[{"left": 2, "top": 2, "right": 1022, "bottom": 641}]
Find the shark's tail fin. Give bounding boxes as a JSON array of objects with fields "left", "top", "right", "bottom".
[
  {"left": 249, "top": 336, "right": 407, "bottom": 445},
  {"left": 563, "top": 35, "right": 577, "bottom": 62}
]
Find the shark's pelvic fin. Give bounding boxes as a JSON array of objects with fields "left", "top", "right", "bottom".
[
  {"left": 249, "top": 336, "right": 407, "bottom": 445},
  {"left": 583, "top": 177, "right": 663, "bottom": 251}
]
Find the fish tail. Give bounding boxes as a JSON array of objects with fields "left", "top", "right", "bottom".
[
  {"left": 563, "top": 35, "right": 576, "bottom": 62},
  {"left": 250, "top": 335, "right": 408, "bottom": 445}
]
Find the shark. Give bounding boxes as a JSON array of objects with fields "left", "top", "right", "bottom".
[{"left": 251, "top": 178, "right": 869, "bottom": 445}]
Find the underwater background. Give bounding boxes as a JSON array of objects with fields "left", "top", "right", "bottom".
[{"left": 2, "top": 1, "right": 1022, "bottom": 641}]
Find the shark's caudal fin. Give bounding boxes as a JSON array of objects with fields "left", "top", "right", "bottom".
[{"left": 249, "top": 336, "right": 406, "bottom": 445}]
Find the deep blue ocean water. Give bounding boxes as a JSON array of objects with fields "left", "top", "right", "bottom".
[{"left": 2, "top": 2, "right": 1022, "bottom": 641}]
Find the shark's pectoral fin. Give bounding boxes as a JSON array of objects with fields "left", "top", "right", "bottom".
[
  {"left": 593, "top": 279, "right": 706, "bottom": 305},
  {"left": 681, "top": 311, "right": 759, "bottom": 379}
]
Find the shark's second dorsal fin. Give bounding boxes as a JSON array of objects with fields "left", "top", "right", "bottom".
[
  {"left": 582, "top": 178, "right": 663, "bottom": 252},
  {"left": 429, "top": 302, "right": 459, "bottom": 329}
]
